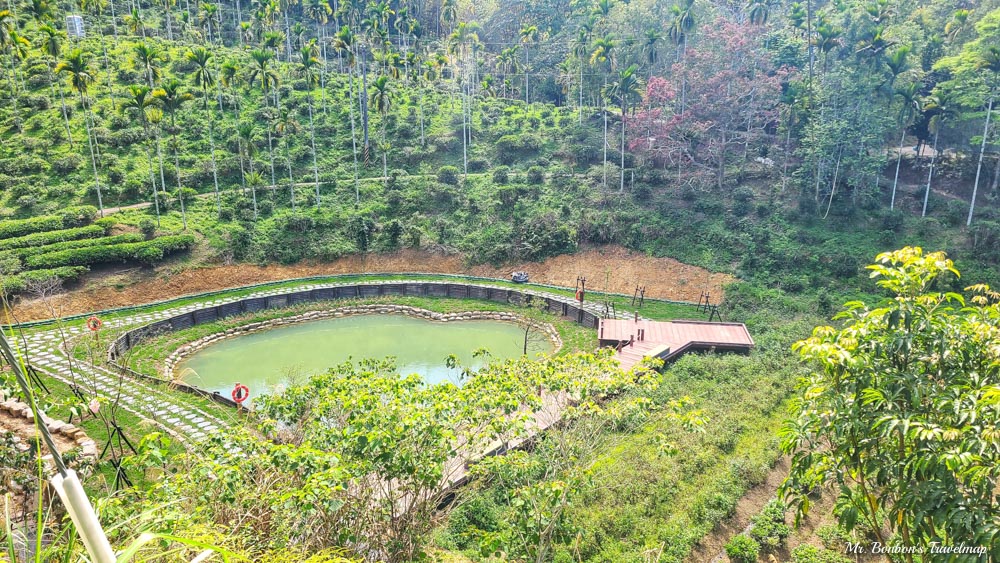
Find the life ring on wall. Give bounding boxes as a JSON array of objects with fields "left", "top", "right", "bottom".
[
  {"left": 86, "top": 316, "right": 103, "bottom": 331},
  {"left": 231, "top": 383, "right": 250, "bottom": 404},
  {"left": 575, "top": 288, "right": 584, "bottom": 302}
]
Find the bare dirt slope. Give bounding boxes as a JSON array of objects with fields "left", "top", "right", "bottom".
[{"left": 9, "top": 246, "right": 733, "bottom": 322}]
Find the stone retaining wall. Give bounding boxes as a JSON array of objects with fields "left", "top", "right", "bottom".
[
  {"left": 0, "top": 397, "right": 98, "bottom": 474},
  {"left": 162, "top": 304, "right": 562, "bottom": 382},
  {"left": 110, "top": 281, "right": 601, "bottom": 364}
]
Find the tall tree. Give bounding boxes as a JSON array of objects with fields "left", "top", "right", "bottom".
[
  {"left": 890, "top": 83, "right": 920, "bottom": 211},
  {"left": 121, "top": 84, "right": 162, "bottom": 225},
  {"left": 37, "top": 24, "right": 73, "bottom": 145},
  {"left": 519, "top": 24, "right": 538, "bottom": 104},
  {"left": 187, "top": 46, "right": 222, "bottom": 215},
  {"left": 299, "top": 41, "right": 323, "bottom": 208},
  {"left": 920, "top": 92, "right": 959, "bottom": 218},
  {"left": 275, "top": 107, "right": 299, "bottom": 210},
  {"left": 590, "top": 34, "right": 615, "bottom": 190},
  {"left": 370, "top": 74, "right": 393, "bottom": 185},
  {"left": 248, "top": 48, "right": 280, "bottom": 190},
  {"left": 782, "top": 247, "right": 1000, "bottom": 561},
  {"left": 604, "top": 64, "right": 642, "bottom": 193},
  {"left": 153, "top": 78, "right": 193, "bottom": 229},
  {"left": 334, "top": 25, "right": 361, "bottom": 202},
  {"left": 56, "top": 49, "right": 104, "bottom": 216}
]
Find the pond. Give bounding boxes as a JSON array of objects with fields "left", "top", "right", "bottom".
[{"left": 176, "top": 314, "right": 554, "bottom": 403}]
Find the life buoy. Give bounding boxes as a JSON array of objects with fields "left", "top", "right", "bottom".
[
  {"left": 86, "top": 316, "right": 103, "bottom": 331},
  {"left": 231, "top": 383, "right": 250, "bottom": 404},
  {"left": 575, "top": 288, "right": 584, "bottom": 302}
]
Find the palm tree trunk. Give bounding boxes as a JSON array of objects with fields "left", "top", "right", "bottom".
[
  {"left": 207, "top": 106, "right": 221, "bottom": 215},
  {"left": 358, "top": 44, "right": 371, "bottom": 163},
  {"left": 418, "top": 85, "right": 425, "bottom": 146},
  {"left": 780, "top": 107, "right": 792, "bottom": 193},
  {"left": 922, "top": 130, "right": 939, "bottom": 218},
  {"left": 109, "top": 0, "right": 119, "bottom": 40},
  {"left": 620, "top": 102, "right": 626, "bottom": 193},
  {"left": 308, "top": 94, "right": 320, "bottom": 208},
  {"left": 822, "top": 145, "right": 842, "bottom": 219},
  {"left": 49, "top": 66, "right": 74, "bottom": 146},
  {"left": 266, "top": 122, "right": 277, "bottom": 191},
  {"left": 381, "top": 121, "right": 388, "bottom": 184},
  {"left": 346, "top": 61, "right": 360, "bottom": 202},
  {"left": 154, "top": 128, "right": 167, "bottom": 217},
  {"left": 317, "top": 21, "right": 328, "bottom": 114},
  {"left": 173, "top": 134, "right": 186, "bottom": 230},
  {"left": 524, "top": 46, "right": 529, "bottom": 104},
  {"left": 99, "top": 37, "right": 116, "bottom": 111},
  {"left": 967, "top": 96, "right": 993, "bottom": 227},
  {"left": 80, "top": 92, "right": 104, "bottom": 216},
  {"left": 890, "top": 127, "right": 906, "bottom": 210},
  {"left": 579, "top": 63, "right": 584, "bottom": 125},
  {"left": 461, "top": 81, "right": 468, "bottom": 178},
  {"left": 285, "top": 134, "right": 295, "bottom": 211},
  {"left": 602, "top": 75, "right": 608, "bottom": 190},
  {"left": 146, "top": 143, "right": 160, "bottom": 226},
  {"left": 164, "top": 2, "right": 173, "bottom": 40}
]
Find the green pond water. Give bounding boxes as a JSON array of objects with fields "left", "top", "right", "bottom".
[{"left": 177, "top": 314, "right": 553, "bottom": 403}]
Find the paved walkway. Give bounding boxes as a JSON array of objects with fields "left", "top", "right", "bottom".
[{"left": 18, "top": 279, "right": 630, "bottom": 446}]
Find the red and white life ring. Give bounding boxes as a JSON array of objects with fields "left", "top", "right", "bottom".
[
  {"left": 231, "top": 383, "right": 250, "bottom": 404},
  {"left": 86, "top": 316, "right": 103, "bottom": 331},
  {"left": 575, "top": 288, "right": 584, "bottom": 302}
]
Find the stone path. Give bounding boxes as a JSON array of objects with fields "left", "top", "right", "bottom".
[{"left": 17, "top": 279, "right": 629, "bottom": 446}]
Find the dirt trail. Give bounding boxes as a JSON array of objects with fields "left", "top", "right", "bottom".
[{"left": 9, "top": 246, "right": 733, "bottom": 322}]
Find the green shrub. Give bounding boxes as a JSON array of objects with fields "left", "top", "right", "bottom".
[
  {"left": 526, "top": 166, "right": 545, "bottom": 185},
  {"left": 0, "top": 266, "right": 89, "bottom": 296},
  {"left": 138, "top": 218, "right": 157, "bottom": 239},
  {"left": 724, "top": 535, "right": 760, "bottom": 563},
  {"left": 0, "top": 234, "right": 146, "bottom": 262},
  {"left": 0, "top": 215, "right": 65, "bottom": 239},
  {"left": 749, "top": 500, "right": 791, "bottom": 551},
  {"left": 0, "top": 225, "right": 105, "bottom": 252},
  {"left": 24, "top": 235, "right": 195, "bottom": 269},
  {"left": 790, "top": 545, "right": 851, "bottom": 563},
  {"left": 57, "top": 205, "right": 98, "bottom": 227},
  {"left": 437, "top": 165, "right": 460, "bottom": 185},
  {"left": 492, "top": 166, "right": 510, "bottom": 184}
]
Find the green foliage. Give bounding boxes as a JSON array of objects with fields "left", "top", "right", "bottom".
[
  {"left": 724, "top": 535, "right": 760, "bottom": 563},
  {"left": 0, "top": 224, "right": 105, "bottom": 251},
  {"left": 0, "top": 215, "right": 65, "bottom": 239},
  {"left": 526, "top": 165, "right": 545, "bottom": 185},
  {"left": 0, "top": 266, "right": 89, "bottom": 295},
  {"left": 24, "top": 234, "right": 195, "bottom": 269},
  {"left": 749, "top": 499, "right": 791, "bottom": 551},
  {"left": 492, "top": 166, "right": 510, "bottom": 184},
  {"left": 0, "top": 233, "right": 145, "bottom": 262},
  {"left": 782, "top": 247, "right": 1000, "bottom": 557},
  {"left": 253, "top": 351, "right": 660, "bottom": 561},
  {"left": 437, "top": 165, "right": 460, "bottom": 185},
  {"left": 790, "top": 545, "right": 851, "bottom": 563},
  {"left": 138, "top": 218, "right": 157, "bottom": 239}
]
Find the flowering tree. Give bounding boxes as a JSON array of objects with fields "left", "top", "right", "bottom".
[{"left": 630, "top": 18, "right": 787, "bottom": 190}]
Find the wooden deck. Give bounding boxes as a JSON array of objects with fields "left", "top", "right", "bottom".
[{"left": 598, "top": 318, "right": 754, "bottom": 371}]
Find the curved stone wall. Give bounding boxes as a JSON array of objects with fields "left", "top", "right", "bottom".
[
  {"left": 161, "top": 304, "right": 563, "bottom": 381},
  {"left": 110, "top": 281, "right": 597, "bottom": 361},
  {"left": 107, "top": 281, "right": 598, "bottom": 406}
]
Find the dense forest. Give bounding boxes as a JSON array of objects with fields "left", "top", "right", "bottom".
[
  {"left": 1, "top": 0, "right": 1000, "bottom": 561},
  {"left": 0, "top": 0, "right": 998, "bottom": 284}
]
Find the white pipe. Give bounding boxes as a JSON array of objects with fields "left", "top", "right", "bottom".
[{"left": 50, "top": 470, "right": 116, "bottom": 563}]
